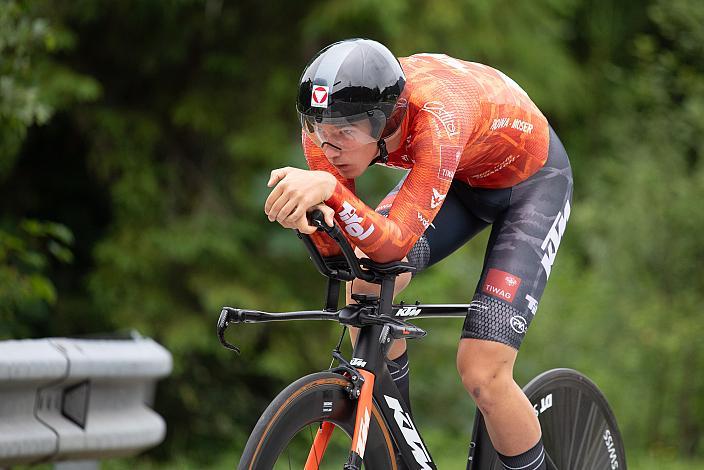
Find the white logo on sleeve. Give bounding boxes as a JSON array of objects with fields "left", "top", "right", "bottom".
[
  {"left": 311, "top": 85, "right": 329, "bottom": 108},
  {"left": 339, "top": 201, "right": 375, "bottom": 240},
  {"left": 417, "top": 212, "right": 435, "bottom": 230},
  {"left": 430, "top": 188, "right": 446, "bottom": 209},
  {"left": 421, "top": 101, "right": 459, "bottom": 138}
]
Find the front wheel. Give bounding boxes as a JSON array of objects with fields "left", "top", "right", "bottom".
[
  {"left": 474, "top": 368, "right": 627, "bottom": 470},
  {"left": 238, "top": 371, "right": 397, "bottom": 469}
]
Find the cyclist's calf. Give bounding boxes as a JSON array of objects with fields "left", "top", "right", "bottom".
[{"left": 456, "top": 338, "right": 542, "bottom": 455}]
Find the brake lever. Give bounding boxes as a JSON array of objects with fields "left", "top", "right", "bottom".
[{"left": 217, "top": 308, "right": 241, "bottom": 354}]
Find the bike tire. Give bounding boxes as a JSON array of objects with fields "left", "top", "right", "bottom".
[
  {"left": 475, "top": 368, "right": 627, "bottom": 470},
  {"left": 238, "top": 371, "right": 397, "bottom": 470}
]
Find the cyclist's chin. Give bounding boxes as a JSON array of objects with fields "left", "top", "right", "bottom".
[
  {"left": 335, "top": 163, "right": 364, "bottom": 179},
  {"left": 333, "top": 146, "right": 377, "bottom": 178}
]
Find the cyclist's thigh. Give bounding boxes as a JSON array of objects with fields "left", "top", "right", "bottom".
[
  {"left": 462, "top": 126, "right": 574, "bottom": 349},
  {"left": 375, "top": 173, "right": 489, "bottom": 274}
]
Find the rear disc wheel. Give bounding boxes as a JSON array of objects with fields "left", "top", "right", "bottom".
[
  {"left": 475, "top": 368, "right": 627, "bottom": 470},
  {"left": 523, "top": 368, "right": 627, "bottom": 470}
]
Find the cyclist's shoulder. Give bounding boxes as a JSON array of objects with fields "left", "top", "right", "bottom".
[
  {"left": 400, "top": 53, "right": 505, "bottom": 89},
  {"left": 401, "top": 54, "right": 537, "bottom": 109},
  {"left": 399, "top": 54, "right": 491, "bottom": 123},
  {"left": 401, "top": 53, "right": 486, "bottom": 72}
]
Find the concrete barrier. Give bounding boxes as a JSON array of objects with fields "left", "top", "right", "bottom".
[{"left": 0, "top": 334, "right": 172, "bottom": 466}]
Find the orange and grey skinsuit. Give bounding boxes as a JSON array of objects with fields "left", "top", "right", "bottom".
[
  {"left": 305, "top": 53, "right": 550, "bottom": 263},
  {"left": 304, "top": 53, "right": 573, "bottom": 349}
]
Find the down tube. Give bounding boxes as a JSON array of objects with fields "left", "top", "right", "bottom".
[{"left": 373, "top": 367, "right": 437, "bottom": 469}]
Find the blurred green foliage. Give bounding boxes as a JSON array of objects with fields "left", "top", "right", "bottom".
[
  {"left": 0, "top": 219, "right": 74, "bottom": 337},
  {"left": 1, "top": 0, "right": 703, "bottom": 467}
]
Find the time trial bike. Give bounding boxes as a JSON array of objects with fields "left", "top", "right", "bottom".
[{"left": 217, "top": 211, "right": 627, "bottom": 469}]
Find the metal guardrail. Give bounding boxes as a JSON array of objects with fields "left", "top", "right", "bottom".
[{"left": 0, "top": 334, "right": 172, "bottom": 467}]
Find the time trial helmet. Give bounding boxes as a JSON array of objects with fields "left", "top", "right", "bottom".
[{"left": 296, "top": 38, "right": 407, "bottom": 154}]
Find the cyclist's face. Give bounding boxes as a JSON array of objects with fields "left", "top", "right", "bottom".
[
  {"left": 319, "top": 120, "right": 378, "bottom": 179},
  {"left": 315, "top": 120, "right": 374, "bottom": 149}
]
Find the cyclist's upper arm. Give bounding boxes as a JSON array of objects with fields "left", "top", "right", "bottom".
[{"left": 323, "top": 93, "right": 474, "bottom": 263}]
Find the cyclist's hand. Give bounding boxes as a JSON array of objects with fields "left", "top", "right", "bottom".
[
  {"left": 299, "top": 204, "right": 335, "bottom": 234},
  {"left": 265, "top": 167, "right": 336, "bottom": 228},
  {"left": 265, "top": 203, "right": 333, "bottom": 234}
]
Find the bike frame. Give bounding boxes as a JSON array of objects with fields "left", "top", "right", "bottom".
[
  {"left": 218, "top": 212, "right": 496, "bottom": 469},
  {"left": 220, "top": 304, "right": 475, "bottom": 469}
]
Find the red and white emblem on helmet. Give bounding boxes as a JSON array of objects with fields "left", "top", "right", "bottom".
[{"left": 311, "top": 85, "right": 329, "bottom": 108}]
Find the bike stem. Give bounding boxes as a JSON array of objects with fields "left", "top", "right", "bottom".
[{"left": 379, "top": 275, "right": 396, "bottom": 317}]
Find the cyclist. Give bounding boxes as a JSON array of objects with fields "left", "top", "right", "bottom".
[{"left": 265, "top": 38, "right": 572, "bottom": 470}]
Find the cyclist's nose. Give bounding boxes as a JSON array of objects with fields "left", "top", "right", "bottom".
[{"left": 322, "top": 143, "right": 342, "bottom": 160}]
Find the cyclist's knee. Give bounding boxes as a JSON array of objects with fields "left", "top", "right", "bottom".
[{"left": 456, "top": 338, "right": 516, "bottom": 411}]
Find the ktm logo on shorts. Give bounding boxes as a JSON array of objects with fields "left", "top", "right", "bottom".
[
  {"left": 541, "top": 200, "right": 571, "bottom": 279},
  {"left": 482, "top": 268, "right": 522, "bottom": 303}
]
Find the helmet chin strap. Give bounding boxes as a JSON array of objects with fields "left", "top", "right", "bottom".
[{"left": 368, "top": 139, "right": 389, "bottom": 166}]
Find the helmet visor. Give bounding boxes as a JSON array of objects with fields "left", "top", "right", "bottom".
[{"left": 300, "top": 110, "right": 387, "bottom": 150}]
